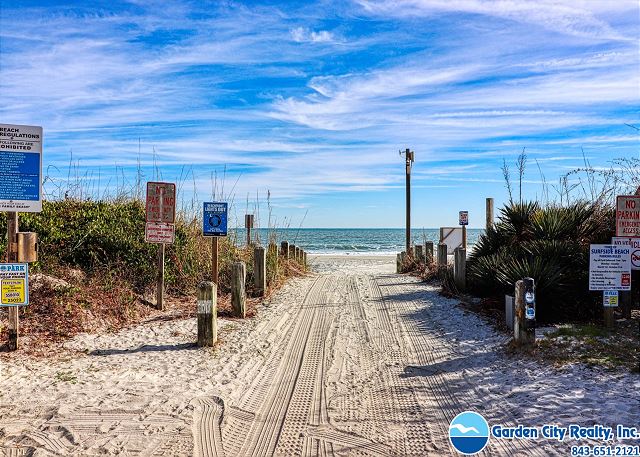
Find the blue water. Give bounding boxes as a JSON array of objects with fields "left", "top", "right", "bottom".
[
  {"left": 450, "top": 437, "right": 489, "bottom": 454},
  {"left": 230, "top": 228, "right": 483, "bottom": 255}
]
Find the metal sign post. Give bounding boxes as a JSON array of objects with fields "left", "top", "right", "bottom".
[
  {"left": 203, "top": 202, "right": 228, "bottom": 285},
  {"left": 145, "top": 182, "right": 176, "bottom": 310}
]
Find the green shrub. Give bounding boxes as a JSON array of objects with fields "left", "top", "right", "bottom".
[{"left": 467, "top": 201, "right": 615, "bottom": 323}]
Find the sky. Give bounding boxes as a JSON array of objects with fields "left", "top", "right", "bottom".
[{"left": 1, "top": 0, "right": 638, "bottom": 228}]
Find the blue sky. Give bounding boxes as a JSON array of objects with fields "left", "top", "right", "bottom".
[{"left": 1, "top": 0, "right": 638, "bottom": 228}]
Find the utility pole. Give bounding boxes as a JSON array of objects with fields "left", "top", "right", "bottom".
[{"left": 400, "top": 148, "right": 414, "bottom": 253}]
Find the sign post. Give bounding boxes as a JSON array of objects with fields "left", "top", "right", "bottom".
[
  {"left": 203, "top": 202, "right": 228, "bottom": 285},
  {"left": 1, "top": 123, "right": 43, "bottom": 351},
  {"left": 145, "top": 182, "right": 176, "bottom": 311},
  {"left": 459, "top": 211, "right": 469, "bottom": 249},
  {"left": 245, "top": 214, "right": 254, "bottom": 246}
]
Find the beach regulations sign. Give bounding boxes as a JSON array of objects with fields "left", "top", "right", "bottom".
[
  {"left": 0, "top": 123, "right": 43, "bottom": 212},
  {"left": 203, "top": 202, "right": 228, "bottom": 237},
  {"left": 616, "top": 195, "right": 640, "bottom": 237},
  {"left": 0, "top": 263, "right": 29, "bottom": 307},
  {"left": 589, "top": 244, "right": 631, "bottom": 291},
  {"left": 612, "top": 237, "right": 640, "bottom": 270}
]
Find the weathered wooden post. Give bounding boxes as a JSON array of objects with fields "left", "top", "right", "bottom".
[
  {"left": 397, "top": 251, "right": 407, "bottom": 273},
  {"left": 156, "top": 244, "right": 165, "bottom": 310},
  {"left": 254, "top": 246, "right": 266, "bottom": 297},
  {"left": 231, "top": 261, "right": 246, "bottom": 318},
  {"left": 269, "top": 242, "right": 279, "bottom": 278},
  {"left": 514, "top": 278, "right": 536, "bottom": 346},
  {"left": 415, "top": 244, "right": 424, "bottom": 263},
  {"left": 295, "top": 246, "right": 301, "bottom": 263},
  {"left": 437, "top": 243, "right": 447, "bottom": 267},
  {"left": 281, "top": 241, "right": 289, "bottom": 259},
  {"left": 454, "top": 247, "right": 466, "bottom": 290},
  {"left": 303, "top": 251, "right": 307, "bottom": 269},
  {"left": 486, "top": 198, "right": 494, "bottom": 229},
  {"left": 289, "top": 244, "right": 296, "bottom": 261},
  {"left": 425, "top": 241, "right": 434, "bottom": 265},
  {"left": 197, "top": 281, "right": 217, "bottom": 347},
  {"left": 245, "top": 214, "right": 254, "bottom": 246}
]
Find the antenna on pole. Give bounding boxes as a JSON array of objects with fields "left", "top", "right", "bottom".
[{"left": 399, "top": 148, "right": 414, "bottom": 254}]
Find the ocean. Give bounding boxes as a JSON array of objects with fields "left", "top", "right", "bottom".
[{"left": 231, "top": 228, "right": 484, "bottom": 255}]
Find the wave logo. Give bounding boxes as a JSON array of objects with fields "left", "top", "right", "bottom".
[{"left": 449, "top": 411, "right": 490, "bottom": 455}]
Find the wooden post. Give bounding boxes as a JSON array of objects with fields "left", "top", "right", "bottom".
[
  {"left": 254, "top": 246, "right": 266, "bottom": 297},
  {"left": 603, "top": 306, "right": 615, "bottom": 329},
  {"left": 231, "top": 261, "right": 246, "bottom": 318},
  {"left": 396, "top": 253, "right": 402, "bottom": 273},
  {"left": 462, "top": 225, "right": 467, "bottom": 250},
  {"left": 619, "top": 289, "right": 632, "bottom": 320},
  {"left": 296, "top": 246, "right": 302, "bottom": 263},
  {"left": 424, "top": 241, "right": 434, "bottom": 265},
  {"left": 454, "top": 247, "right": 466, "bottom": 290},
  {"left": 289, "top": 244, "right": 295, "bottom": 260},
  {"left": 281, "top": 241, "right": 289, "bottom": 259},
  {"left": 156, "top": 243, "right": 165, "bottom": 310},
  {"left": 211, "top": 237, "right": 219, "bottom": 285},
  {"left": 245, "top": 214, "right": 254, "bottom": 246},
  {"left": 437, "top": 243, "right": 447, "bottom": 267},
  {"left": 269, "top": 242, "right": 279, "bottom": 278},
  {"left": 303, "top": 251, "right": 307, "bottom": 269},
  {"left": 403, "top": 148, "right": 414, "bottom": 253},
  {"left": 7, "top": 212, "right": 19, "bottom": 351},
  {"left": 514, "top": 279, "right": 535, "bottom": 345},
  {"left": 415, "top": 244, "right": 424, "bottom": 263},
  {"left": 197, "top": 281, "right": 217, "bottom": 347},
  {"left": 486, "top": 198, "right": 494, "bottom": 229}
]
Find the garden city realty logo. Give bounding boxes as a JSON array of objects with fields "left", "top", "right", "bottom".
[{"left": 449, "top": 411, "right": 490, "bottom": 454}]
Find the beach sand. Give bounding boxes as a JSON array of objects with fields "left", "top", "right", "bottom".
[{"left": 0, "top": 255, "right": 638, "bottom": 456}]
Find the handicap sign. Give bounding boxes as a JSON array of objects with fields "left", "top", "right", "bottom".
[{"left": 203, "top": 202, "right": 228, "bottom": 236}]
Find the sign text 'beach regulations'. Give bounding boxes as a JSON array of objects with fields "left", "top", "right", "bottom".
[
  {"left": 0, "top": 123, "right": 43, "bottom": 212},
  {"left": 589, "top": 245, "right": 631, "bottom": 291},
  {"left": 459, "top": 211, "right": 469, "bottom": 226},
  {"left": 0, "top": 263, "right": 29, "bottom": 306},
  {"left": 612, "top": 237, "right": 640, "bottom": 271},
  {"left": 203, "top": 202, "right": 228, "bottom": 237},
  {"left": 616, "top": 195, "right": 640, "bottom": 237}
]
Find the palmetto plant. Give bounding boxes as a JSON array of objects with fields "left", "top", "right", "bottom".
[{"left": 468, "top": 201, "right": 614, "bottom": 322}]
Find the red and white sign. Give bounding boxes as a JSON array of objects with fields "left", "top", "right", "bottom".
[
  {"left": 145, "top": 222, "right": 175, "bottom": 244},
  {"left": 146, "top": 182, "right": 176, "bottom": 223},
  {"left": 616, "top": 195, "right": 640, "bottom": 237},
  {"left": 613, "top": 237, "right": 640, "bottom": 270}
]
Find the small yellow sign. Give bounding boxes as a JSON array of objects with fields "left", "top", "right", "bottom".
[{"left": 1, "top": 279, "right": 26, "bottom": 305}]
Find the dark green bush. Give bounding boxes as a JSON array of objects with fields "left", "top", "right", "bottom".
[{"left": 467, "top": 201, "right": 615, "bottom": 323}]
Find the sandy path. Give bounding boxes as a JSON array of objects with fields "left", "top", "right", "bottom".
[{"left": 1, "top": 255, "right": 638, "bottom": 456}]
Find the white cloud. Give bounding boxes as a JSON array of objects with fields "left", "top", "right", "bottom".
[{"left": 291, "top": 27, "right": 337, "bottom": 43}]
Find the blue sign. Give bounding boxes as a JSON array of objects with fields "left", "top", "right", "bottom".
[
  {"left": 203, "top": 202, "right": 228, "bottom": 237},
  {"left": 0, "top": 123, "right": 43, "bottom": 212}
]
